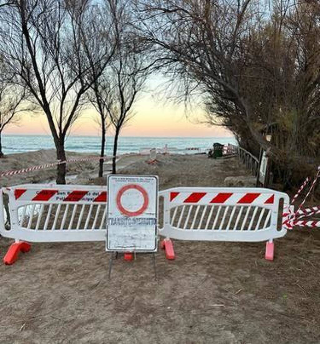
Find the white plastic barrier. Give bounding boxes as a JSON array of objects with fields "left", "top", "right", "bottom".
[
  {"left": 159, "top": 187, "right": 289, "bottom": 242},
  {"left": 1, "top": 184, "right": 290, "bottom": 262},
  {"left": 0, "top": 184, "right": 107, "bottom": 243},
  {"left": 149, "top": 148, "right": 157, "bottom": 162}
]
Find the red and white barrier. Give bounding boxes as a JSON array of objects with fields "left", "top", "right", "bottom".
[
  {"left": 1, "top": 184, "right": 108, "bottom": 246},
  {"left": 0, "top": 184, "right": 292, "bottom": 263},
  {"left": 169, "top": 191, "right": 275, "bottom": 205},
  {"left": 13, "top": 187, "right": 107, "bottom": 203},
  {"left": 1, "top": 157, "right": 318, "bottom": 265},
  {"left": 159, "top": 187, "right": 290, "bottom": 261}
]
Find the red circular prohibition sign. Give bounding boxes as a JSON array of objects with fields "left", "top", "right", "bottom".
[{"left": 116, "top": 184, "right": 149, "bottom": 217}]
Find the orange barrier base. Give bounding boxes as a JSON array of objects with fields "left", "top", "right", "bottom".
[
  {"left": 3, "top": 242, "right": 31, "bottom": 265},
  {"left": 160, "top": 239, "right": 175, "bottom": 260},
  {"left": 265, "top": 241, "right": 274, "bottom": 261},
  {"left": 124, "top": 252, "right": 134, "bottom": 261}
]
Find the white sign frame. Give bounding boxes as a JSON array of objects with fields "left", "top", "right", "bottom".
[{"left": 106, "top": 175, "right": 158, "bottom": 253}]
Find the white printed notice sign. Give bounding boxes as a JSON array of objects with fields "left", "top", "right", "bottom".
[{"left": 106, "top": 175, "right": 158, "bottom": 252}]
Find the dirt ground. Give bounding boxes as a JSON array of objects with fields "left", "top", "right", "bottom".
[{"left": 1, "top": 155, "right": 320, "bottom": 344}]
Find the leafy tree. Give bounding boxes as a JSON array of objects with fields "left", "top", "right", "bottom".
[{"left": 140, "top": 0, "right": 320, "bottom": 186}]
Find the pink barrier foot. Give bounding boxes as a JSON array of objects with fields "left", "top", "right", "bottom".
[
  {"left": 161, "top": 239, "right": 175, "bottom": 260},
  {"left": 265, "top": 241, "right": 274, "bottom": 261},
  {"left": 3, "top": 242, "right": 31, "bottom": 265}
]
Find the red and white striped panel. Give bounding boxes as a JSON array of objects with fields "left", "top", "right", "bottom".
[
  {"left": 13, "top": 188, "right": 107, "bottom": 203},
  {"left": 170, "top": 192, "right": 274, "bottom": 205}
]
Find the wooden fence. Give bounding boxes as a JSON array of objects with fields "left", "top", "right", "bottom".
[{"left": 237, "top": 146, "right": 259, "bottom": 177}]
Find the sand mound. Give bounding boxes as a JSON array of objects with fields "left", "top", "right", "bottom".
[{"left": 0, "top": 149, "right": 99, "bottom": 187}]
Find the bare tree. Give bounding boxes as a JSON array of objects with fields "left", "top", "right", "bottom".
[
  {"left": 139, "top": 0, "right": 265, "bottom": 145},
  {"left": 84, "top": 0, "right": 122, "bottom": 178},
  {"left": 0, "top": 55, "right": 32, "bottom": 157},
  {"left": 88, "top": 74, "right": 112, "bottom": 178},
  {"left": 90, "top": 51, "right": 148, "bottom": 175},
  {"left": 108, "top": 50, "right": 148, "bottom": 174},
  {"left": 0, "top": 0, "right": 116, "bottom": 183},
  {"left": 89, "top": 0, "right": 149, "bottom": 175},
  {"left": 0, "top": 84, "right": 26, "bottom": 157}
]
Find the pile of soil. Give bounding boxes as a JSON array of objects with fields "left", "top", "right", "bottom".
[{"left": 0, "top": 149, "right": 100, "bottom": 186}]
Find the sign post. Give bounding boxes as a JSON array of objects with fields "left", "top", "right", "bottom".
[{"left": 106, "top": 175, "right": 158, "bottom": 277}]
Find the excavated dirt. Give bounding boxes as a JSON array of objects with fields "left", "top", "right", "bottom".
[{"left": 0, "top": 155, "right": 320, "bottom": 344}]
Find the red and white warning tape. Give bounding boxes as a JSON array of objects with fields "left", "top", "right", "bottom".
[
  {"left": 0, "top": 156, "right": 115, "bottom": 178},
  {"left": 283, "top": 166, "right": 320, "bottom": 229},
  {"left": 59, "top": 156, "right": 112, "bottom": 164},
  {"left": 296, "top": 168, "right": 320, "bottom": 212},
  {"left": 283, "top": 209, "right": 320, "bottom": 229},
  {"left": 291, "top": 220, "right": 320, "bottom": 228},
  {"left": 296, "top": 206, "right": 320, "bottom": 219},
  {"left": 0, "top": 162, "right": 59, "bottom": 177},
  {"left": 291, "top": 177, "right": 309, "bottom": 204}
]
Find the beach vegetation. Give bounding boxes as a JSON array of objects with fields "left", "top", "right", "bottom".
[{"left": 139, "top": 0, "right": 320, "bottom": 187}]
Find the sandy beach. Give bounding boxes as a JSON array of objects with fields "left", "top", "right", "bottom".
[
  {"left": 0, "top": 151, "right": 320, "bottom": 343},
  {"left": 0, "top": 149, "right": 254, "bottom": 188}
]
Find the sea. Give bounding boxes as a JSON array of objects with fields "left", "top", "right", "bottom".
[{"left": 2, "top": 135, "right": 237, "bottom": 156}]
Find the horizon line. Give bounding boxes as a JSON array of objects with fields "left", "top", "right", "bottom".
[{"left": 3, "top": 133, "right": 235, "bottom": 139}]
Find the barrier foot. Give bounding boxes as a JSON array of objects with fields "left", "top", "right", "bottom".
[
  {"left": 3, "top": 242, "right": 31, "bottom": 265},
  {"left": 124, "top": 252, "right": 134, "bottom": 261},
  {"left": 265, "top": 241, "right": 274, "bottom": 261},
  {"left": 160, "top": 239, "right": 175, "bottom": 260}
]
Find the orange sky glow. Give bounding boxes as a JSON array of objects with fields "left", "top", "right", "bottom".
[{"left": 4, "top": 78, "right": 233, "bottom": 138}]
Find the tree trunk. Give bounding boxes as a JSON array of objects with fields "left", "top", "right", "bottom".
[
  {"left": 0, "top": 131, "right": 3, "bottom": 158},
  {"left": 99, "top": 123, "right": 106, "bottom": 178},
  {"left": 112, "top": 130, "right": 120, "bottom": 174},
  {"left": 56, "top": 139, "right": 67, "bottom": 184}
]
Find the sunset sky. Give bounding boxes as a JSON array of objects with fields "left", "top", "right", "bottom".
[{"left": 4, "top": 76, "right": 233, "bottom": 138}]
